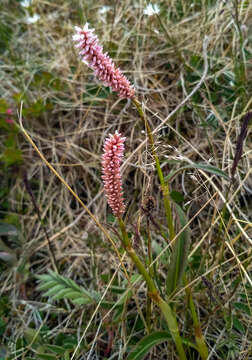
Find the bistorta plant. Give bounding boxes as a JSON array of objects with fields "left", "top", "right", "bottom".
[
  {"left": 36, "top": 22, "right": 210, "bottom": 360},
  {"left": 101, "top": 131, "right": 187, "bottom": 360},
  {"left": 72, "top": 22, "right": 209, "bottom": 360}
]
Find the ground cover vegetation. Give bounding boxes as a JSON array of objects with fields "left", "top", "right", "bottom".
[{"left": 0, "top": 0, "right": 251, "bottom": 359}]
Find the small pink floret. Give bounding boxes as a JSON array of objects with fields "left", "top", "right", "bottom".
[
  {"left": 6, "top": 108, "right": 12, "bottom": 115},
  {"left": 102, "top": 131, "right": 126, "bottom": 217},
  {"left": 73, "top": 23, "right": 135, "bottom": 99}
]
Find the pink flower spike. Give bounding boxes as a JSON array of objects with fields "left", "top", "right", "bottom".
[
  {"left": 102, "top": 131, "right": 126, "bottom": 217},
  {"left": 72, "top": 23, "right": 135, "bottom": 99},
  {"left": 6, "top": 108, "right": 12, "bottom": 115}
]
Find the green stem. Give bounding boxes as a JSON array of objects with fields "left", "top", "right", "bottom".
[
  {"left": 158, "top": 297, "right": 187, "bottom": 360},
  {"left": 118, "top": 217, "right": 156, "bottom": 293},
  {"left": 146, "top": 220, "right": 153, "bottom": 332},
  {"left": 184, "top": 276, "right": 208, "bottom": 360},
  {"left": 132, "top": 98, "right": 175, "bottom": 241},
  {"left": 147, "top": 220, "right": 154, "bottom": 278},
  {"left": 118, "top": 217, "right": 187, "bottom": 360}
]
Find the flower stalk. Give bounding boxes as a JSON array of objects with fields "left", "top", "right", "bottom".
[
  {"left": 132, "top": 98, "right": 175, "bottom": 242},
  {"left": 118, "top": 217, "right": 187, "bottom": 360},
  {"left": 102, "top": 132, "right": 187, "bottom": 359}
]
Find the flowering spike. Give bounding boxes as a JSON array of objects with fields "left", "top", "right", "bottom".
[
  {"left": 72, "top": 23, "right": 135, "bottom": 99},
  {"left": 102, "top": 131, "right": 126, "bottom": 217}
]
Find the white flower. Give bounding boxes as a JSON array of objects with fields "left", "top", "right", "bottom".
[
  {"left": 25, "top": 13, "right": 40, "bottom": 24},
  {"left": 99, "top": 6, "right": 111, "bottom": 15},
  {"left": 143, "top": 3, "right": 160, "bottom": 16},
  {"left": 20, "top": 0, "right": 32, "bottom": 7}
]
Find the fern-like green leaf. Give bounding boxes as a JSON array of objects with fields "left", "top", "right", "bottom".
[{"left": 37, "top": 270, "right": 98, "bottom": 306}]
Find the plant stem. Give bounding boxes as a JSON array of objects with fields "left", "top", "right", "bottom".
[
  {"left": 157, "top": 296, "right": 187, "bottom": 360},
  {"left": 118, "top": 217, "right": 157, "bottom": 293},
  {"left": 146, "top": 219, "right": 153, "bottom": 331},
  {"left": 132, "top": 98, "right": 175, "bottom": 242},
  {"left": 118, "top": 217, "right": 187, "bottom": 360},
  {"left": 184, "top": 275, "right": 208, "bottom": 360}
]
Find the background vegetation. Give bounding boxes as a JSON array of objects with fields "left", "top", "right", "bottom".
[{"left": 0, "top": 0, "right": 251, "bottom": 359}]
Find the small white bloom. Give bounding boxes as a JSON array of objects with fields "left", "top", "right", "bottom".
[
  {"left": 99, "top": 6, "right": 111, "bottom": 15},
  {"left": 144, "top": 3, "right": 160, "bottom": 16},
  {"left": 20, "top": 0, "right": 32, "bottom": 7},
  {"left": 25, "top": 13, "right": 40, "bottom": 24}
]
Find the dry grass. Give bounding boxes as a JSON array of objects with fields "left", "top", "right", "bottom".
[{"left": 0, "top": 0, "right": 252, "bottom": 359}]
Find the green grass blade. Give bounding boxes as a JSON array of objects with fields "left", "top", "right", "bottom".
[
  {"left": 166, "top": 204, "right": 191, "bottom": 296},
  {"left": 127, "top": 331, "right": 172, "bottom": 360},
  {"left": 165, "top": 163, "right": 230, "bottom": 182}
]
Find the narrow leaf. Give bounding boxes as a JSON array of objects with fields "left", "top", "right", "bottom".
[
  {"left": 37, "top": 281, "right": 57, "bottom": 291},
  {"left": 43, "top": 344, "right": 66, "bottom": 355},
  {"left": 165, "top": 163, "right": 230, "bottom": 182},
  {"left": 72, "top": 297, "right": 93, "bottom": 305},
  {"left": 166, "top": 204, "right": 191, "bottom": 295},
  {"left": 36, "top": 354, "right": 57, "bottom": 360},
  {"left": 127, "top": 331, "right": 171, "bottom": 360},
  {"left": 44, "top": 285, "right": 65, "bottom": 297},
  {"left": 51, "top": 288, "right": 75, "bottom": 300}
]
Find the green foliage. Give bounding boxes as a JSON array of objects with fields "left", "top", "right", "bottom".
[
  {"left": 165, "top": 161, "right": 230, "bottom": 182},
  {"left": 83, "top": 84, "right": 110, "bottom": 104},
  {"left": 0, "top": 22, "right": 12, "bottom": 54},
  {"left": 127, "top": 331, "right": 198, "bottom": 360},
  {"left": 170, "top": 190, "right": 184, "bottom": 204},
  {"left": 0, "top": 318, "right": 6, "bottom": 336},
  {"left": 21, "top": 327, "right": 78, "bottom": 360},
  {"left": 37, "top": 270, "right": 99, "bottom": 306},
  {"left": 166, "top": 204, "right": 191, "bottom": 296},
  {"left": 127, "top": 331, "right": 172, "bottom": 360},
  {"left": 0, "top": 98, "right": 22, "bottom": 167},
  {"left": 22, "top": 98, "right": 53, "bottom": 118}
]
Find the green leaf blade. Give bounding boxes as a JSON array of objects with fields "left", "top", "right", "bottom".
[
  {"left": 166, "top": 204, "right": 191, "bottom": 295},
  {"left": 127, "top": 331, "right": 171, "bottom": 360}
]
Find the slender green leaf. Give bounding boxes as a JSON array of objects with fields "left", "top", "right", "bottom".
[
  {"left": 43, "top": 344, "right": 66, "bottom": 355},
  {"left": 166, "top": 204, "right": 191, "bottom": 295},
  {"left": 38, "top": 281, "right": 59, "bottom": 291},
  {"left": 72, "top": 297, "right": 93, "bottom": 305},
  {"left": 51, "top": 288, "right": 76, "bottom": 300},
  {"left": 44, "top": 285, "right": 65, "bottom": 297},
  {"left": 127, "top": 331, "right": 172, "bottom": 360},
  {"left": 232, "top": 316, "right": 245, "bottom": 333},
  {"left": 36, "top": 354, "right": 57, "bottom": 360},
  {"left": 234, "top": 302, "right": 251, "bottom": 316},
  {"left": 165, "top": 163, "right": 230, "bottom": 182}
]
